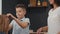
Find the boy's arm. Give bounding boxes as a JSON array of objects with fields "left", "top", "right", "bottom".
[
  {"left": 7, "top": 13, "right": 29, "bottom": 29},
  {"left": 13, "top": 18, "right": 29, "bottom": 28}
]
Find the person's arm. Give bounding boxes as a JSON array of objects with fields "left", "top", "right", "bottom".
[
  {"left": 7, "top": 13, "right": 29, "bottom": 29},
  {"left": 42, "top": 26, "right": 48, "bottom": 32},
  {"left": 58, "top": 32, "right": 60, "bottom": 34},
  {"left": 8, "top": 23, "right": 13, "bottom": 31},
  {"left": 13, "top": 18, "right": 29, "bottom": 28},
  {"left": 37, "top": 26, "right": 48, "bottom": 34}
]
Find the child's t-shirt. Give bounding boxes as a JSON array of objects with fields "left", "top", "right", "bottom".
[{"left": 10, "top": 17, "right": 30, "bottom": 34}]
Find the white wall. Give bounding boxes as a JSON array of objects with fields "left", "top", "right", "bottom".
[{"left": 0, "top": 0, "right": 2, "bottom": 15}]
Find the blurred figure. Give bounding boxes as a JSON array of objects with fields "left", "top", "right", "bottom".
[
  {"left": 7, "top": 4, "right": 30, "bottom": 34},
  {"left": 37, "top": 0, "right": 60, "bottom": 34}
]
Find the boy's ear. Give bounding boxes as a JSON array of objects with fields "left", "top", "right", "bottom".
[
  {"left": 23, "top": 9, "right": 26, "bottom": 14},
  {"left": 24, "top": 12, "right": 26, "bottom": 15}
]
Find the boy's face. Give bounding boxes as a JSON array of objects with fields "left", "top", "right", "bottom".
[{"left": 16, "top": 7, "right": 26, "bottom": 19}]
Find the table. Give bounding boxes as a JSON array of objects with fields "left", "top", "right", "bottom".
[{"left": 30, "top": 32, "right": 47, "bottom": 34}]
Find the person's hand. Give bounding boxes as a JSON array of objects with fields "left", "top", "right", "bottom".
[
  {"left": 7, "top": 13, "right": 14, "bottom": 19},
  {"left": 7, "top": 13, "right": 12, "bottom": 17},
  {"left": 58, "top": 32, "right": 60, "bottom": 34},
  {"left": 37, "top": 27, "right": 43, "bottom": 34}
]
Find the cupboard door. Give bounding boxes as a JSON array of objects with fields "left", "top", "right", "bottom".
[{"left": 30, "top": 0, "right": 36, "bottom": 7}]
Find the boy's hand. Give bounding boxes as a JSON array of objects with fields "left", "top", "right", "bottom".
[
  {"left": 7, "top": 13, "right": 15, "bottom": 19},
  {"left": 7, "top": 13, "right": 12, "bottom": 17}
]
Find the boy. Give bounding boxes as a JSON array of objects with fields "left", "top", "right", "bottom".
[{"left": 7, "top": 4, "right": 30, "bottom": 34}]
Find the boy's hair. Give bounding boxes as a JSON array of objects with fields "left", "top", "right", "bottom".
[
  {"left": 15, "top": 4, "right": 26, "bottom": 10},
  {"left": 54, "top": 0, "right": 60, "bottom": 6}
]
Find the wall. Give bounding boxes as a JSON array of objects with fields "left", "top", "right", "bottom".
[
  {"left": 27, "top": 7, "right": 49, "bottom": 31},
  {"left": 0, "top": 0, "right": 2, "bottom": 15},
  {"left": 2, "top": 0, "right": 50, "bottom": 32}
]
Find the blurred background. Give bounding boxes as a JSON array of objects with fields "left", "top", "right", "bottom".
[{"left": 2, "top": 0, "right": 51, "bottom": 34}]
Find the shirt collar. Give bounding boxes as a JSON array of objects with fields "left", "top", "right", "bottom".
[{"left": 20, "top": 17, "right": 25, "bottom": 21}]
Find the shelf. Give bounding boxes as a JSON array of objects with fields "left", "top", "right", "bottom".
[
  {"left": 28, "top": 0, "right": 48, "bottom": 7},
  {"left": 28, "top": 6, "right": 48, "bottom": 8}
]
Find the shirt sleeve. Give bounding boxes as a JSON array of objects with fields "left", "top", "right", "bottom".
[{"left": 23, "top": 18, "right": 30, "bottom": 25}]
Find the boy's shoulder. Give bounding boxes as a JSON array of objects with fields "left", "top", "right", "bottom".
[
  {"left": 25, "top": 18, "right": 30, "bottom": 19},
  {"left": 22, "top": 17, "right": 30, "bottom": 20},
  {"left": 24, "top": 18, "right": 30, "bottom": 21},
  {"left": 11, "top": 20, "right": 16, "bottom": 22}
]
